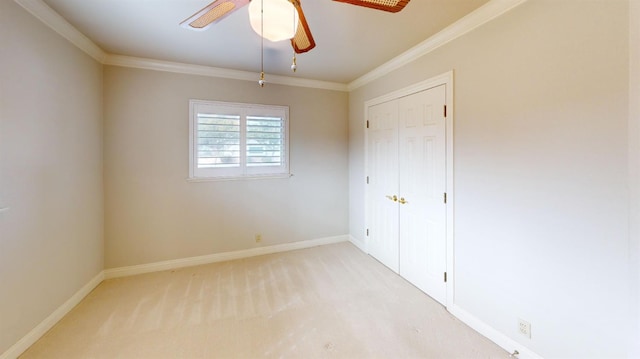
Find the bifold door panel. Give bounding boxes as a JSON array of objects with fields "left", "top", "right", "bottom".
[{"left": 367, "top": 100, "right": 400, "bottom": 272}]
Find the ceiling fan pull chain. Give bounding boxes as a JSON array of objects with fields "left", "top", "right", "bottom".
[
  {"left": 259, "top": 0, "right": 266, "bottom": 87},
  {"left": 291, "top": 54, "right": 297, "bottom": 72},
  {"left": 291, "top": 6, "right": 297, "bottom": 73}
]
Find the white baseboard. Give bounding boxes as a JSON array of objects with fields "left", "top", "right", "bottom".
[
  {"left": 1, "top": 236, "right": 349, "bottom": 359},
  {"left": 0, "top": 271, "right": 105, "bottom": 359},
  {"left": 347, "top": 236, "right": 540, "bottom": 358},
  {"left": 348, "top": 234, "right": 367, "bottom": 253},
  {"left": 6, "top": 237, "right": 540, "bottom": 359},
  {"left": 105, "top": 235, "right": 350, "bottom": 279},
  {"left": 449, "top": 305, "right": 543, "bottom": 359}
]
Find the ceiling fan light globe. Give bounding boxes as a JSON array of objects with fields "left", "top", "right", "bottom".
[{"left": 248, "top": 0, "right": 299, "bottom": 42}]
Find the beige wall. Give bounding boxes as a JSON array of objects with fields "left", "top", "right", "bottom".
[
  {"left": 349, "top": 0, "right": 632, "bottom": 357},
  {"left": 629, "top": 0, "right": 640, "bottom": 356},
  {"left": 103, "top": 66, "right": 349, "bottom": 268},
  {"left": 0, "top": 1, "right": 104, "bottom": 354},
  {"left": 3, "top": 0, "right": 637, "bottom": 357}
]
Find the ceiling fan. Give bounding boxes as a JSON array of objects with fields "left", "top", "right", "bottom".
[{"left": 180, "top": 0, "right": 412, "bottom": 54}]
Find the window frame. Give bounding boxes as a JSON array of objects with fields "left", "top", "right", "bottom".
[{"left": 188, "top": 99, "right": 290, "bottom": 181}]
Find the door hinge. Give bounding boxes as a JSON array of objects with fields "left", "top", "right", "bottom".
[
  {"left": 444, "top": 272, "right": 447, "bottom": 282},
  {"left": 366, "top": 120, "right": 370, "bottom": 129},
  {"left": 366, "top": 176, "right": 369, "bottom": 184},
  {"left": 366, "top": 228, "right": 369, "bottom": 236},
  {"left": 444, "top": 192, "right": 447, "bottom": 204},
  {"left": 444, "top": 105, "right": 447, "bottom": 118}
]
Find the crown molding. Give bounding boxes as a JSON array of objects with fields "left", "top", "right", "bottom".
[
  {"left": 12, "top": 0, "right": 347, "bottom": 91},
  {"left": 13, "top": 0, "right": 107, "bottom": 63},
  {"left": 347, "top": 0, "right": 528, "bottom": 91},
  {"left": 14, "top": 0, "right": 525, "bottom": 93},
  {"left": 104, "top": 55, "right": 349, "bottom": 92}
]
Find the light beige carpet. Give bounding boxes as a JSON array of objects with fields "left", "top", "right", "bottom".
[{"left": 21, "top": 242, "right": 509, "bottom": 358}]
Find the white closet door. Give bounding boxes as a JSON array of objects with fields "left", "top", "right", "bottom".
[
  {"left": 367, "top": 100, "right": 400, "bottom": 272},
  {"left": 398, "top": 85, "right": 447, "bottom": 304}
]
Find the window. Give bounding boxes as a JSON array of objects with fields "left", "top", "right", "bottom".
[{"left": 189, "top": 100, "right": 289, "bottom": 180}]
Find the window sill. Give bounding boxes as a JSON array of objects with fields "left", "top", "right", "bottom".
[{"left": 187, "top": 173, "right": 293, "bottom": 182}]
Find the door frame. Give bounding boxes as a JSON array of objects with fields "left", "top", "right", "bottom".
[{"left": 364, "top": 70, "right": 455, "bottom": 308}]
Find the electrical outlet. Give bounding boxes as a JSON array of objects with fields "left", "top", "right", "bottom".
[
  {"left": 255, "top": 234, "right": 262, "bottom": 243},
  {"left": 518, "top": 319, "right": 531, "bottom": 339}
]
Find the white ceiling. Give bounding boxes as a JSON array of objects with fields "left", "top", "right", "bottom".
[{"left": 42, "top": 0, "right": 490, "bottom": 84}]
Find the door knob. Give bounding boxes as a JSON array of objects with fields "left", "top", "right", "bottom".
[
  {"left": 399, "top": 197, "right": 408, "bottom": 204},
  {"left": 385, "top": 195, "right": 398, "bottom": 202}
]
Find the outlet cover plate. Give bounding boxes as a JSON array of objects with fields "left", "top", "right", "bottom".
[{"left": 518, "top": 319, "right": 531, "bottom": 338}]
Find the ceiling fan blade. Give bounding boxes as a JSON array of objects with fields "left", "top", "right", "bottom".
[
  {"left": 332, "top": 0, "right": 411, "bottom": 13},
  {"left": 290, "top": 0, "right": 316, "bottom": 54},
  {"left": 180, "top": 0, "right": 250, "bottom": 31}
]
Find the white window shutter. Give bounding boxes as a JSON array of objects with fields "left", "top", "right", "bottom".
[
  {"left": 189, "top": 100, "right": 289, "bottom": 180},
  {"left": 197, "top": 114, "right": 241, "bottom": 168}
]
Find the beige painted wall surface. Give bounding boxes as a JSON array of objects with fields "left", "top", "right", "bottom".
[
  {"left": 103, "top": 67, "right": 349, "bottom": 268},
  {"left": 349, "top": 0, "right": 631, "bottom": 357},
  {"left": 629, "top": 0, "right": 640, "bottom": 356},
  {"left": 0, "top": 1, "right": 104, "bottom": 354}
]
